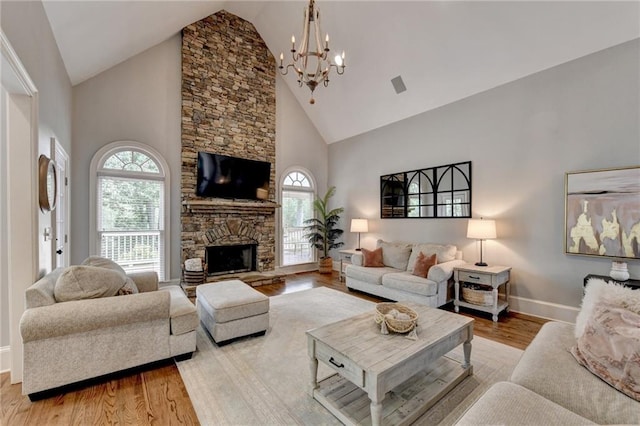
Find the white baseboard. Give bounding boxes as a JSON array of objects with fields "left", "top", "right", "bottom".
[
  {"left": 508, "top": 295, "right": 578, "bottom": 324},
  {"left": 159, "top": 278, "right": 181, "bottom": 288},
  {"left": 0, "top": 346, "right": 10, "bottom": 373}
]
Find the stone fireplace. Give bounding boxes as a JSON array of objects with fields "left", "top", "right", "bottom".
[{"left": 180, "top": 11, "right": 277, "bottom": 288}]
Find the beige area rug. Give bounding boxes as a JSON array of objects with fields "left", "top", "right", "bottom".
[{"left": 177, "top": 287, "right": 523, "bottom": 425}]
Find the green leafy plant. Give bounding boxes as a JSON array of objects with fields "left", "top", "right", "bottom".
[{"left": 304, "top": 186, "right": 344, "bottom": 259}]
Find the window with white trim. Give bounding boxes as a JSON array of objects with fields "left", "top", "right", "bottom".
[
  {"left": 93, "top": 145, "right": 168, "bottom": 280},
  {"left": 281, "top": 169, "right": 315, "bottom": 266}
]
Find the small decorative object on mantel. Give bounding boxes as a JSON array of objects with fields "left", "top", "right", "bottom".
[
  {"left": 610, "top": 261, "right": 630, "bottom": 281},
  {"left": 374, "top": 302, "right": 418, "bottom": 340}
]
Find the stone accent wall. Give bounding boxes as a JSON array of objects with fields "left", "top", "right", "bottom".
[{"left": 181, "top": 10, "right": 276, "bottom": 273}]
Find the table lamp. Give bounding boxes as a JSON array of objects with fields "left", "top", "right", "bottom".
[
  {"left": 350, "top": 218, "right": 369, "bottom": 251},
  {"left": 467, "top": 218, "right": 496, "bottom": 266}
]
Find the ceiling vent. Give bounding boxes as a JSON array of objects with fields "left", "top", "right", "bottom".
[{"left": 391, "top": 76, "right": 406, "bottom": 94}]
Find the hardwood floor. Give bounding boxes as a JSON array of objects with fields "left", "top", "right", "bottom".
[{"left": 1, "top": 271, "right": 547, "bottom": 425}]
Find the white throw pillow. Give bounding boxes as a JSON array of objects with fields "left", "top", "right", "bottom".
[
  {"left": 575, "top": 277, "right": 640, "bottom": 339},
  {"left": 407, "top": 243, "right": 457, "bottom": 272}
]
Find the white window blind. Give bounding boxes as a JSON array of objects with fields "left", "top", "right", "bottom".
[{"left": 97, "top": 164, "right": 165, "bottom": 280}]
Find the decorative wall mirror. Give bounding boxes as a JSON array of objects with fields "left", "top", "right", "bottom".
[
  {"left": 381, "top": 161, "right": 472, "bottom": 218},
  {"left": 38, "top": 154, "right": 57, "bottom": 212}
]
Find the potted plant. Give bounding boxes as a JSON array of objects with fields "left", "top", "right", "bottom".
[{"left": 304, "top": 186, "right": 344, "bottom": 273}]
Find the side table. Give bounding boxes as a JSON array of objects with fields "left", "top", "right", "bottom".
[
  {"left": 583, "top": 274, "right": 640, "bottom": 290},
  {"left": 454, "top": 264, "right": 511, "bottom": 322},
  {"left": 338, "top": 249, "right": 359, "bottom": 281}
]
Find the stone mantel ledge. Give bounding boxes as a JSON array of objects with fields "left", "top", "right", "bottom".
[{"left": 184, "top": 199, "right": 280, "bottom": 215}]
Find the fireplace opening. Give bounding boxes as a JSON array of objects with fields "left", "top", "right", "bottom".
[{"left": 205, "top": 244, "right": 257, "bottom": 276}]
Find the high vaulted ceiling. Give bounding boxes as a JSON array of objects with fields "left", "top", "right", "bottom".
[{"left": 42, "top": 1, "right": 639, "bottom": 143}]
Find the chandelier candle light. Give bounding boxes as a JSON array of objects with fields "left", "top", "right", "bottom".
[
  {"left": 279, "top": 0, "right": 346, "bottom": 104},
  {"left": 467, "top": 218, "right": 497, "bottom": 267},
  {"left": 350, "top": 218, "right": 368, "bottom": 251}
]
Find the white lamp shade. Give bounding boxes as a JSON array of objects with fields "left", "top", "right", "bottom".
[
  {"left": 467, "top": 219, "right": 496, "bottom": 240},
  {"left": 350, "top": 218, "right": 369, "bottom": 233}
]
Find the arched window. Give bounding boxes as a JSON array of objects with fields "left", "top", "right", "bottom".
[
  {"left": 90, "top": 141, "right": 170, "bottom": 280},
  {"left": 280, "top": 168, "right": 316, "bottom": 266}
]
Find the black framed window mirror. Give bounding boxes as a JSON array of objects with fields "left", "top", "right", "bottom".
[{"left": 380, "top": 161, "right": 471, "bottom": 219}]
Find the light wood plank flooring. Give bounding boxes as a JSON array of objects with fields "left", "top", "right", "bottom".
[{"left": 1, "top": 271, "right": 547, "bottom": 425}]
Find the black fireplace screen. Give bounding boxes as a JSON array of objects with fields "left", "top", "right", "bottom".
[{"left": 205, "top": 244, "right": 257, "bottom": 275}]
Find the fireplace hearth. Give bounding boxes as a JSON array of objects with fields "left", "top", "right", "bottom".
[{"left": 206, "top": 244, "right": 257, "bottom": 276}]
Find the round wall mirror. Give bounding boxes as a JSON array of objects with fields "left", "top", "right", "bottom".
[{"left": 38, "top": 155, "right": 57, "bottom": 212}]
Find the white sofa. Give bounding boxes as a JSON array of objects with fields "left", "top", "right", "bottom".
[
  {"left": 457, "top": 277, "right": 640, "bottom": 425},
  {"left": 345, "top": 240, "right": 465, "bottom": 307},
  {"left": 456, "top": 322, "right": 639, "bottom": 425}
]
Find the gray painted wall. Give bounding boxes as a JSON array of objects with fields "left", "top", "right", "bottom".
[
  {"left": 275, "top": 75, "right": 329, "bottom": 195},
  {"left": 72, "top": 35, "right": 183, "bottom": 277},
  {"left": 72, "top": 35, "right": 328, "bottom": 279},
  {"left": 1, "top": 1, "right": 73, "bottom": 346},
  {"left": 328, "top": 39, "right": 640, "bottom": 320}
]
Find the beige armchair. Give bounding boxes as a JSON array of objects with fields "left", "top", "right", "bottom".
[{"left": 20, "top": 266, "right": 197, "bottom": 399}]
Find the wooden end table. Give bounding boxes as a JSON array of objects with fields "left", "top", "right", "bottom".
[
  {"left": 454, "top": 264, "right": 511, "bottom": 322},
  {"left": 306, "top": 303, "right": 473, "bottom": 426}
]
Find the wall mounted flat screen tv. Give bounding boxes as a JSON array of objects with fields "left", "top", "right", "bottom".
[{"left": 196, "top": 152, "right": 271, "bottom": 201}]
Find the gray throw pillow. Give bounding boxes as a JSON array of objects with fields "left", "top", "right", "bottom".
[
  {"left": 376, "top": 240, "right": 412, "bottom": 270},
  {"left": 54, "top": 265, "right": 126, "bottom": 302},
  {"left": 81, "top": 256, "right": 127, "bottom": 277}
]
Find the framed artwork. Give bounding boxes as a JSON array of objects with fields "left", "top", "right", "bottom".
[{"left": 565, "top": 166, "right": 640, "bottom": 260}]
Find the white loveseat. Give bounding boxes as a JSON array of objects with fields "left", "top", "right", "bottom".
[{"left": 345, "top": 240, "right": 465, "bottom": 307}]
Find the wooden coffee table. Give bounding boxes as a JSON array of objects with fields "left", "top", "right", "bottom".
[{"left": 306, "top": 302, "right": 473, "bottom": 426}]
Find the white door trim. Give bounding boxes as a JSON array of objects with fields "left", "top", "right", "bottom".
[
  {"left": 1, "top": 30, "right": 39, "bottom": 384},
  {"left": 52, "top": 138, "right": 70, "bottom": 268}
]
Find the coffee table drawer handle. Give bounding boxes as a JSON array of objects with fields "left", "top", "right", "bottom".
[
  {"left": 329, "top": 357, "right": 344, "bottom": 368},
  {"left": 469, "top": 275, "right": 480, "bottom": 280}
]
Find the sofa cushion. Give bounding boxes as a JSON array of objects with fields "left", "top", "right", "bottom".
[
  {"left": 456, "top": 382, "right": 595, "bottom": 425},
  {"left": 407, "top": 243, "right": 457, "bottom": 273},
  {"left": 412, "top": 252, "right": 436, "bottom": 278},
  {"left": 571, "top": 303, "right": 640, "bottom": 401},
  {"left": 362, "top": 247, "right": 384, "bottom": 267},
  {"left": 510, "top": 321, "right": 640, "bottom": 425},
  {"left": 54, "top": 265, "right": 127, "bottom": 302},
  {"left": 377, "top": 240, "right": 412, "bottom": 270},
  {"left": 346, "top": 265, "right": 399, "bottom": 285},
  {"left": 382, "top": 272, "right": 438, "bottom": 297},
  {"left": 81, "top": 256, "right": 127, "bottom": 277}
]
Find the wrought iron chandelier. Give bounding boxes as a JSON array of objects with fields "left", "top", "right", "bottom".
[{"left": 279, "top": 0, "right": 345, "bottom": 104}]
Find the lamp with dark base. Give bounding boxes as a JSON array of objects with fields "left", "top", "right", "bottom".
[{"left": 467, "top": 218, "right": 496, "bottom": 267}]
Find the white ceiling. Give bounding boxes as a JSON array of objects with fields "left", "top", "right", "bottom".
[{"left": 42, "top": 1, "right": 640, "bottom": 144}]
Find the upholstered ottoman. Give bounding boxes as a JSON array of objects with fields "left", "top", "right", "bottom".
[{"left": 196, "top": 280, "right": 269, "bottom": 345}]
